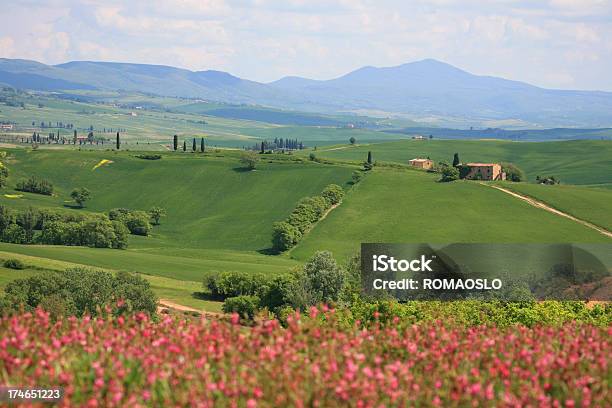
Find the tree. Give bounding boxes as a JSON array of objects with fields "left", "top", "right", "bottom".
[
  {"left": 183, "top": 141, "right": 187, "bottom": 152},
  {"left": 297, "top": 251, "right": 346, "bottom": 306},
  {"left": 200, "top": 137, "right": 205, "bottom": 153},
  {"left": 116, "top": 132, "right": 120, "bottom": 150},
  {"left": 70, "top": 187, "right": 91, "bottom": 208},
  {"left": 148, "top": 207, "right": 167, "bottom": 225},
  {"left": 349, "top": 136, "right": 356, "bottom": 145},
  {"left": 260, "top": 141, "right": 265, "bottom": 154},
  {"left": 125, "top": 211, "right": 152, "bottom": 236},
  {"left": 321, "top": 184, "right": 344, "bottom": 205},
  {"left": 501, "top": 163, "right": 525, "bottom": 182},
  {"left": 272, "top": 221, "right": 302, "bottom": 252},
  {"left": 173, "top": 135, "right": 178, "bottom": 151},
  {"left": 440, "top": 166, "right": 459, "bottom": 182},
  {"left": 367, "top": 151, "right": 372, "bottom": 164},
  {"left": 192, "top": 138, "right": 196, "bottom": 152},
  {"left": 452, "top": 153, "right": 460, "bottom": 167},
  {"left": 240, "top": 152, "right": 259, "bottom": 170},
  {"left": 73, "top": 130, "right": 77, "bottom": 145}
]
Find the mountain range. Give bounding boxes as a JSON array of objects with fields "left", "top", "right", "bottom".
[{"left": 1, "top": 57, "right": 611, "bottom": 127}]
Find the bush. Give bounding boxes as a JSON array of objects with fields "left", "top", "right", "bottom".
[
  {"left": 125, "top": 211, "right": 152, "bottom": 236},
  {"left": 239, "top": 152, "right": 259, "bottom": 170},
  {"left": 15, "top": 176, "right": 54, "bottom": 195},
  {"left": 259, "top": 274, "right": 297, "bottom": 312},
  {"left": 440, "top": 166, "right": 459, "bottom": 182},
  {"left": 502, "top": 163, "right": 525, "bottom": 182},
  {"left": 2, "top": 224, "right": 26, "bottom": 244},
  {"left": 3, "top": 258, "right": 25, "bottom": 270},
  {"left": 205, "top": 271, "right": 268, "bottom": 299},
  {"left": 271, "top": 221, "right": 302, "bottom": 252},
  {"left": 321, "top": 184, "right": 344, "bottom": 205},
  {"left": 222, "top": 295, "right": 260, "bottom": 320},
  {"left": 309, "top": 153, "right": 316, "bottom": 161},
  {"left": 352, "top": 171, "right": 363, "bottom": 184},
  {"left": 2, "top": 267, "right": 157, "bottom": 317},
  {"left": 136, "top": 154, "right": 162, "bottom": 160}
]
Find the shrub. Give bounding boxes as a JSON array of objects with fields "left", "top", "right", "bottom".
[
  {"left": 125, "top": 211, "right": 152, "bottom": 236},
  {"left": 321, "top": 184, "right": 344, "bottom": 205},
  {"left": 222, "top": 295, "right": 260, "bottom": 320},
  {"left": 440, "top": 166, "right": 459, "bottom": 182},
  {"left": 136, "top": 154, "right": 162, "bottom": 160},
  {"left": 259, "top": 274, "right": 297, "bottom": 312},
  {"left": 271, "top": 221, "right": 302, "bottom": 252},
  {"left": 502, "top": 163, "right": 525, "bottom": 182},
  {"left": 352, "top": 170, "right": 363, "bottom": 184},
  {"left": 309, "top": 153, "right": 316, "bottom": 161},
  {"left": 2, "top": 224, "right": 26, "bottom": 244},
  {"left": 239, "top": 152, "right": 259, "bottom": 170},
  {"left": 206, "top": 271, "right": 268, "bottom": 299},
  {"left": 3, "top": 258, "right": 25, "bottom": 270},
  {"left": 2, "top": 267, "right": 157, "bottom": 317},
  {"left": 15, "top": 176, "right": 54, "bottom": 195}
]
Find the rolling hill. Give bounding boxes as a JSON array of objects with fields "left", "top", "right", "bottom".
[{"left": 1, "top": 58, "right": 612, "bottom": 127}]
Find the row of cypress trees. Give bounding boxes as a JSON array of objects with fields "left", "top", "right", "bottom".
[{"left": 172, "top": 135, "right": 206, "bottom": 152}]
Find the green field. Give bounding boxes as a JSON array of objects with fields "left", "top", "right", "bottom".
[
  {"left": 291, "top": 169, "right": 611, "bottom": 262},
  {"left": 306, "top": 139, "right": 612, "bottom": 187},
  {"left": 494, "top": 182, "right": 612, "bottom": 231}
]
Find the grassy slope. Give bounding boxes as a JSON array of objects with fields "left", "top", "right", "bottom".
[
  {"left": 306, "top": 140, "right": 612, "bottom": 186},
  {"left": 291, "top": 169, "right": 611, "bottom": 262},
  {"left": 0, "top": 250, "right": 223, "bottom": 311},
  {"left": 494, "top": 182, "right": 612, "bottom": 232},
  {"left": 4, "top": 149, "right": 353, "bottom": 251}
]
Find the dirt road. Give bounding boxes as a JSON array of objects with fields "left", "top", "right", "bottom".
[{"left": 486, "top": 184, "right": 612, "bottom": 239}]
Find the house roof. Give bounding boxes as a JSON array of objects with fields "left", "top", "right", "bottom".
[
  {"left": 409, "top": 158, "right": 431, "bottom": 162},
  {"left": 466, "top": 163, "right": 498, "bottom": 167}
]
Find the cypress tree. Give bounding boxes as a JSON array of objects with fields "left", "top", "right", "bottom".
[
  {"left": 116, "top": 132, "right": 120, "bottom": 150},
  {"left": 452, "top": 153, "right": 460, "bottom": 167},
  {"left": 192, "top": 138, "right": 196, "bottom": 151},
  {"left": 183, "top": 141, "right": 186, "bottom": 152},
  {"left": 173, "top": 135, "right": 178, "bottom": 151},
  {"left": 367, "top": 151, "right": 372, "bottom": 164},
  {"left": 73, "top": 130, "right": 77, "bottom": 145},
  {"left": 260, "top": 142, "right": 265, "bottom": 154},
  {"left": 200, "top": 137, "right": 205, "bottom": 152}
]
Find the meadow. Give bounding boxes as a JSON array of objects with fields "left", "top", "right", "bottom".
[
  {"left": 291, "top": 169, "right": 611, "bottom": 262},
  {"left": 306, "top": 139, "right": 612, "bottom": 187}
]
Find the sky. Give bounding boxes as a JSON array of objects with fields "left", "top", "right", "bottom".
[{"left": 1, "top": 0, "right": 611, "bottom": 91}]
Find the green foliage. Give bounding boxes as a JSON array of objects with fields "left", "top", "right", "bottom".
[
  {"left": 309, "top": 152, "right": 316, "bottom": 161},
  {"left": 452, "top": 152, "right": 460, "bottom": 167},
  {"left": 321, "top": 184, "right": 344, "bottom": 205},
  {"left": 297, "top": 251, "right": 346, "bottom": 307},
  {"left": 1, "top": 267, "right": 157, "bottom": 318},
  {"left": 70, "top": 187, "right": 91, "bottom": 207},
  {"left": 239, "top": 151, "right": 259, "bottom": 170},
  {"left": 205, "top": 271, "right": 268, "bottom": 299},
  {"left": 2, "top": 224, "right": 26, "bottom": 244},
  {"left": 349, "top": 137, "right": 356, "bottom": 145},
  {"left": 352, "top": 171, "right": 363, "bottom": 184},
  {"left": 148, "top": 207, "right": 167, "bottom": 225},
  {"left": 135, "top": 154, "right": 162, "bottom": 160},
  {"left": 536, "top": 175, "right": 560, "bottom": 185},
  {"left": 3, "top": 258, "right": 25, "bottom": 270},
  {"left": 222, "top": 295, "right": 260, "bottom": 320},
  {"left": 343, "top": 299, "right": 612, "bottom": 328},
  {"left": 271, "top": 221, "right": 302, "bottom": 252},
  {"left": 15, "top": 176, "right": 54, "bottom": 195},
  {"left": 502, "top": 162, "right": 525, "bottom": 182},
  {"left": 124, "top": 211, "right": 152, "bottom": 236},
  {"left": 440, "top": 166, "right": 459, "bottom": 182}
]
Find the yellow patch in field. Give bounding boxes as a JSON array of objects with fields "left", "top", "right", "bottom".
[
  {"left": 3, "top": 194, "right": 23, "bottom": 199},
  {"left": 92, "top": 159, "right": 113, "bottom": 171}
]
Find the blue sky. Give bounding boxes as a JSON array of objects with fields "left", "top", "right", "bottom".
[{"left": 1, "top": 0, "right": 611, "bottom": 90}]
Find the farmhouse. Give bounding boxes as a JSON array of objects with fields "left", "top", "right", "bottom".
[
  {"left": 409, "top": 158, "right": 433, "bottom": 170},
  {"left": 464, "top": 163, "right": 506, "bottom": 181},
  {"left": 0, "top": 123, "right": 14, "bottom": 130}
]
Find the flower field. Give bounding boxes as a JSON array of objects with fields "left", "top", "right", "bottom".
[{"left": 1, "top": 308, "right": 610, "bottom": 407}]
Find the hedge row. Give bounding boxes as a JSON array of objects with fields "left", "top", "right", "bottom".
[{"left": 271, "top": 184, "right": 344, "bottom": 252}]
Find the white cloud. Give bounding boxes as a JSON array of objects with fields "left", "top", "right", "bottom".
[{"left": 0, "top": 0, "right": 611, "bottom": 90}]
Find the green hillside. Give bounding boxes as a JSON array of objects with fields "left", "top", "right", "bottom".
[
  {"left": 291, "top": 169, "right": 611, "bottom": 262},
  {"left": 494, "top": 182, "right": 612, "bottom": 231},
  {"left": 307, "top": 139, "right": 612, "bottom": 186},
  {"left": 3, "top": 149, "right": 353, "bottom": 251}
]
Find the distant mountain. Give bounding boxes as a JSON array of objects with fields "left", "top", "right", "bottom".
[{"left": 1, "top": 58, "right": 611, "bottom": 127}]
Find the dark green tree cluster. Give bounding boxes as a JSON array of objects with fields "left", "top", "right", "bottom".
[
  {"left": 108, "top": 208, "right": 153, "bottom": 236},
  {"left": 272, "top": 184, "right": 344, "bottom": 252},
  {"left": 502, "top": 163, "right": 525, "bottom": 182},
  {"left": 210, "top": 251, "right": 347, "bottom": 320},
  {"left": 0, "top": 205, "right": 128, "bottom": 248},
  {"left": 0, "top": 268, "right": 157, "bottom": 318},
  {"left": 15, "top": 176, "right": 54, "bottom": 195}
]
